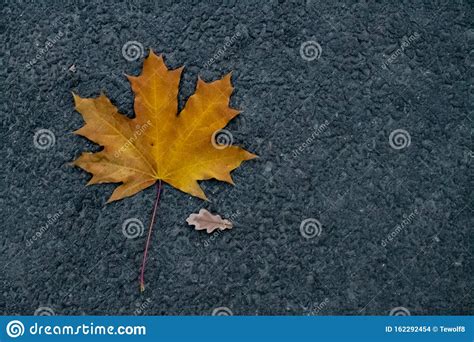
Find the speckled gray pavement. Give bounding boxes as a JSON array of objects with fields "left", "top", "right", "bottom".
[{"left": 1, "top": 1, "right": 472, "bottom": 316}]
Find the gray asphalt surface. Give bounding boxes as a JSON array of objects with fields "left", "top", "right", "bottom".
[{"left": 1, "top": 1, "right": 472, "bottom": 315}]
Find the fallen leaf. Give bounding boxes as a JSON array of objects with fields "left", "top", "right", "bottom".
[
  {"left": 72, "top": 49, "right": 256, "bottom": 202},
  {"left": 186, "top": 209, "right": 233, "bottom": 233}
]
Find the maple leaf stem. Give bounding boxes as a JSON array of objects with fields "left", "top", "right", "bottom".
[{"left": 139, "top": 179, "right": 162, "bottom": 292}]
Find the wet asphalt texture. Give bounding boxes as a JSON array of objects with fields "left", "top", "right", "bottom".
[{"left": 0, "top": 1, "right": 472, "bottom": 315}]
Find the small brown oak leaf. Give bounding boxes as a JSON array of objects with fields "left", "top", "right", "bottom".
[{"left": 186, "top": 209, "right": 233, "bottom": 233}]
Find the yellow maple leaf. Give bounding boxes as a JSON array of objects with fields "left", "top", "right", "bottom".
[{"left": 72, "top": 50, "right": 256, "bottom": 202}]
